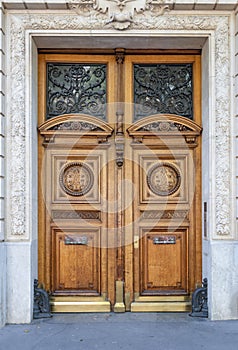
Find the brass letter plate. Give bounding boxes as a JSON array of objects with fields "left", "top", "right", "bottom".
[
  {"left": 153, "top": 236, "right": 176, "bottom": 245},
  {"left": 64, "top": 235, "right": 88, "bottom": 245}
]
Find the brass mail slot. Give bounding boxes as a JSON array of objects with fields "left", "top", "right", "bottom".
[
  {"left": 153, "top": 236, "right": 176, "bottom": 245},
  {"left": 64, "top": 235, "right": 88, "bottom": 245}
]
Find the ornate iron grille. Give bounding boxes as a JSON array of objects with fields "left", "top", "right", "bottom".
[
  {"left": 46, "top": 63, "right": 107, "bottom": 120},
  {"left": 134, "top": 64, "right": 193, "bottom": 121}
]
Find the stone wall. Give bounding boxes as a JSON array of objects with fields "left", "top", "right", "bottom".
[{"left": 0, "top": 244, "right": 6, "bottom": 328}]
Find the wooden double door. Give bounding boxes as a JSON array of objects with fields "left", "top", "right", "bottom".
[{"left": 38, "top": 51, "right": 202, "bottom": 312}]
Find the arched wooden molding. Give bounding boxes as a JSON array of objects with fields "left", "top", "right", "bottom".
[
  {"left": 127, "top": 114, "right": 202, "bottom": 146},
  {"left": 39, "top": 114, "right": 114, "bottom": 144}
]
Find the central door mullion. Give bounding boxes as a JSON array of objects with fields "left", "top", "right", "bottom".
[{"left": 114, "top": 48, "right": 126, "bottom": 312}]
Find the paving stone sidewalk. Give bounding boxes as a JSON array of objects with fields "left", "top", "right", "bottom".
[{"left": 0, "top": 313, "right": 238, "bottom": 350}]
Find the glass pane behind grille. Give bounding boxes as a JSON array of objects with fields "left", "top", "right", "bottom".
[
  {"left": 46, "top": 63, "right": 107, "bottom": 120},
  {"left": 134, "top": 64, "right": 193, "bottom": 121}
]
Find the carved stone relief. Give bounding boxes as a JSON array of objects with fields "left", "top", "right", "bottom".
[
  {"left": 68, "top": 0, "right": 169, "bottom": 30},
  {"left": 7, "top": 11, "right": 232, "bottom": 237}
]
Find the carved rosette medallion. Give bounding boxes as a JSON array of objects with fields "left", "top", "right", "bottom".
[
  {"left": 59, "top": 162, "right": 93, "bottom": 196},
  {"left": 147, "top": 163, "right": 181, "bottom": 196}
]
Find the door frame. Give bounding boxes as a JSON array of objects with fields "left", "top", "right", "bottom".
[
  {"left": 38, "top": 50, "right": 202, "bottom": 312},
  {"left": 5, "top": 9, "right": 235, "bottom": 320}
]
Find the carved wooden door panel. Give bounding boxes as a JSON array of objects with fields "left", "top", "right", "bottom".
[
  {"left": 124, "top": 55, "right": 202, "bottom": 312},
  {"left": 38, "top": 55, "right": 117, "bottom": 312},
  {"left": 127, "top": 115, "right": 202, "bottom": 311},
  {"left": 38, "top": 52, "right": 202, "bottom": 312}
]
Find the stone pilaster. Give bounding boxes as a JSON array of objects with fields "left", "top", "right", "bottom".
[
  {"left": 0, "top": 2, "right": 6, "bottom": 328},
  {"left": 235, "top": 8, "right": 238, "bottom": 233}
]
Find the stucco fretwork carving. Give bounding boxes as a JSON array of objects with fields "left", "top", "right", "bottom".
[
  {"left": 7, "top": 12, "right": 231, "bottom": 237},
  {"left": 69, "top": 0, "right": 169, "bottom": 30}
]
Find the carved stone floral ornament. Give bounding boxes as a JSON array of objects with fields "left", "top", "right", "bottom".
[{"left": 69, "top": 0, "right": 169, "bottom": 29}]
